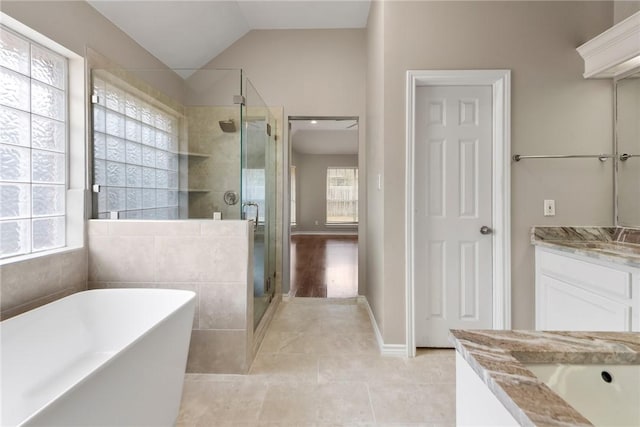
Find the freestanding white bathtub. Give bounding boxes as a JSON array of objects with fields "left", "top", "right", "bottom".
[{"left": 1, "top": 288, "right": 196, "bottom": 427}]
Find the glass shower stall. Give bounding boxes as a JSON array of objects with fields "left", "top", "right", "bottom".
[{"left": 90, "top": 67, "right": 277, "bottom": 328}]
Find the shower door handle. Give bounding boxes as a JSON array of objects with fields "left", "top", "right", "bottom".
[{"left": 243, "top": 202, "right": 259, "bottom": 231}]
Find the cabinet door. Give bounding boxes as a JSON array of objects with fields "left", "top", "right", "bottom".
[{"left": 537, "top": 274, "right": 632, "bottom": 331}]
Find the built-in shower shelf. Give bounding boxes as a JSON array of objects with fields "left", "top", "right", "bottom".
[{"left": 178, "top": 151, "right": 210, "bottom": 158}]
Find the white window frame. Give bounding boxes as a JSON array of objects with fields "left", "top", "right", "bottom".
[
  {"left": 326, "top": 166, "right": 358, "bottom": 225},
  {"left": 290, "top": 165, "right": 296, "bottom": 226},
  {"left": 0, "top": 13, "right": 85, "bottom": 265}
]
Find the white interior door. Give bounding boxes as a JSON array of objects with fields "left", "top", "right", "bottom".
[{"left": 414, "top": 85, "right": 493, "bottom": 347}]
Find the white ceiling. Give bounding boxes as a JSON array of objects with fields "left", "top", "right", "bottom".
[
  {"left": 87, "top": 0, "right": 371, "bottom": 74},
  {"left": 291, "top": 119, "right": 358, "bottom": 155}
]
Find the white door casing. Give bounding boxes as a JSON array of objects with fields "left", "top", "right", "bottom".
[
  {"left": 414, "top": 85, "right": 493, "bottom": 347},
  {"left": 405, "top": 70, "right": 511, "bottom": 355}
]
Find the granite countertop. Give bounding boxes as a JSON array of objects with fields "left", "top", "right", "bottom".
[
  {"left": 449, "top": 330, "right": 640, "bottom": 427},
  {"left": 531, "top": 226, "right": 640, "bottom": 268}
]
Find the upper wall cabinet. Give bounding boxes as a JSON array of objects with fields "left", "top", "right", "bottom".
[{"left": 577, "top": 11, "right": 640, "bottom": 78}]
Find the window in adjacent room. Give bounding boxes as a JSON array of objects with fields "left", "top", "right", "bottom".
[
  {"left": 290, "top": 165, "right": 296, "bottom": 225},
  {"left": 0, "top": 25, "right": 68, "bottom": 259},
  {"left": 326, "top": 167, "right": 358, "bottom": 224}
]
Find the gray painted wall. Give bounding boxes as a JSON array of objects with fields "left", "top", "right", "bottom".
[
  {"left": 366, "top": 1, "right": 614, "bottom": 344},
  {"left": 614, "top": 0, "right": 640, "bottom": 23},
  {"left": 292, "top": 151, "right": 358, "bottom": 233}
]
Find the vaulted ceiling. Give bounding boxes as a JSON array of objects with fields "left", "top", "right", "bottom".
[{"left": 87, "top": 1, "right": 371, "bottom": 73}]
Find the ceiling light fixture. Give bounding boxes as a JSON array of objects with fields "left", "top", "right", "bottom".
[{"left": 310, "top": 120, "right": 318, "bottom": 124}]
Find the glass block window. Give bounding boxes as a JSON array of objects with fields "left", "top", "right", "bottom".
[
  {"left": 326, "top": 167, "right": 358, "bottom": 224},
  {"left": 0, "top": 26, "right": 67, "bottom": 259},
  {"left": 92, "top": 75, "right": 180, "bottom": 219}
]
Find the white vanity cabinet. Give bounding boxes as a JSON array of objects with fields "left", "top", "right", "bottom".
[{"left": 535, "top": 246, "right": 640, "bottom": 332}]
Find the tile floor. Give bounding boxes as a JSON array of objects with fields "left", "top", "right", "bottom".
[{"left": 178, "top": 298, "right": 456, "bottom": 426}]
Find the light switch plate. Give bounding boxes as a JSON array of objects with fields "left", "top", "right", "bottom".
[{"left": 544, "top": 200, "right": 555, "bottom": 216}]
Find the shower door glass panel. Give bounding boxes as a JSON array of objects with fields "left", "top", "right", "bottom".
[{"left": 243, "top": 77, "right": 276, "bottom": 329}]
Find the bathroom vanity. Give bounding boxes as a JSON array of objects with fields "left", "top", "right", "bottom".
[
  {"left": 530, "top": 11, "right": 640, "bottom": 333},
  {"left": 450, "top": 329, "right": 640, "bottom": 426},
  {"left": 532, "top": 227, "right": 640, "bottom": 332}
]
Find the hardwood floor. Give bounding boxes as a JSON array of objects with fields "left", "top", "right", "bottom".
[{"left": 289, "top": 234, "right": 358, "bottom": 298}]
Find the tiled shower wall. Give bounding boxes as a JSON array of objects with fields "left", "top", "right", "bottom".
[
  {"left": 0, "top": 248, "right": 88, "bottom": 320},
  {"left": 186, "top": 106, "right": 242, "bottom": 220},
  {"left": 87, "top": 219, "right": 255, "bottom": 373}
]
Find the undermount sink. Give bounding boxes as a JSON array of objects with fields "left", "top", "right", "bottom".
[{"left": 525, "top": 363, "right": 640, "bottom": 427}]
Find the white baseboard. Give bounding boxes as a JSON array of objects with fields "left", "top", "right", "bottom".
[{"left": 358, "top": 296, "right": 408, "bottom": 357}]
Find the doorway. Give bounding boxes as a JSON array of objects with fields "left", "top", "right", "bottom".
[
  {"left": 405, "top": 70, "right": 511, "bottom": 353},
  {"left": 288, "top": 117, "right": 359, "bottom": 298}
]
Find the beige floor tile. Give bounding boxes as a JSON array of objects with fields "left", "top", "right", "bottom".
[
  {"left": 179, "top": 299, "right": 457, "bottom": 426},
  {"left": 178, "top": 380, "right": 267, "bottom": 425},
  {"left": 403, "top": 350, "right": 456, "bottom": 384},
  {"left": 316, "top": 382, "right": 375, "bottom": 423},
  {"left": 267, "top": 315, "right": 319, "bottom": 334},
  {"left": 319, "top": 352, "right": 455, "bottom": 386},
  {"left": 259, "top": 330, "right": 306, "bottom": 353},
  {"left": 265, "top": 303, "right": 373, "bottom": 336},
  {"left": 316, "top": 423, "right": 376, "bottom": 427},
  {"left": 318, "top": 354, "right": 408, "bottom": 384},
  {"left": 368, "top": 383, "right": 456, "bottom": 424},
  {"left": 249, "top": 352, "right": 319, "bottom": 383},
  {"left": 269, "top": 312, "right": 373, "bottom": 335},
  {"left": 376, "top": 424, "right": 430, "bottom": 427},
  {"left": 257, "top": 423, "right": 318, "bottom": 427},
  {"left": 415, "top": 348, "right": 455, "bottom": 358},
  {"left": 262, "top": 331, "right": 378, "bottom": 355},
  {"left": 258, "top": 383, "right": 320, "bottom": 423},
  {"left": 192, "top": 423, "right": 321, "bottom": 427},
  {"left": 178, "top": 381, "right": 216, "bottom": 424},
  {"left": 184, "top": 373, "right": 249, "bottom": 382},
  {"left": 313, "top": 311, "right": 373, "bottom": 334}
]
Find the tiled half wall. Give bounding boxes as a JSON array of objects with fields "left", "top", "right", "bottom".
[
  {"left": 0, "top": 248, "right": 88, "bottom": 320},
  {"left": 88, "top": 219, "right": 256, "bottom": 374}
]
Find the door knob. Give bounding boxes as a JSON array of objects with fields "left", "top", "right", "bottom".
[{"left": 480, "top": 226, "right": 493, "bottom": 235}]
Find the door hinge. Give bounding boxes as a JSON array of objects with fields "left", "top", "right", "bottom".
[
  {"left": 233, "top": 95, "right": 245, "bottom": 105},
  {"left": 267, "top": 123, "right": 272, "bottom": 136},
  {"left": 91, "top": 94, "right": 100, "bottom": 104}
]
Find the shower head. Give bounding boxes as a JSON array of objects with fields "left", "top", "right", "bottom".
[{"left": 219, "top": 119, "right": 236, "bottom": 133}]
